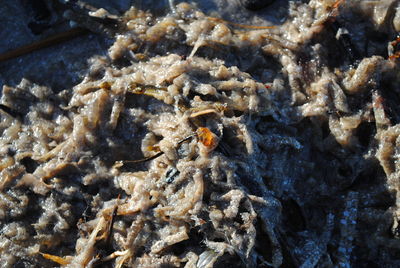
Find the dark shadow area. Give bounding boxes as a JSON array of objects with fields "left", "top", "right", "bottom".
[
  {"left": 0, "top": 0, "right": 120, "bottom": 93},
  {"left": 0, "top": 34, "right": 110, "bottom": 93}
]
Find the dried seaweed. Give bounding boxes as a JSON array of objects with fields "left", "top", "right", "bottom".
[{"left": 1, "top": 1, "right": 400, "bottom": 267}]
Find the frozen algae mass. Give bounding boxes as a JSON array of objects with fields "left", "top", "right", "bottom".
[{"left": 1, "top": 1, "right": 400, "bottom": 267}]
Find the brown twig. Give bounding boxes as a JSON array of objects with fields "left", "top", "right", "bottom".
[
  {"left": 0, "top": 27, "right": 88, "bottom": 63},
  {"left": 115, "top": 134, "right": 195, "bottom": 166}
]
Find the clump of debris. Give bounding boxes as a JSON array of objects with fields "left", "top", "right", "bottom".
[{"left": 1, "top": 1, "right": 400, "bottom": 267}]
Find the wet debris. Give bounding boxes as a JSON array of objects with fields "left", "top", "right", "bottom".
[{"left": 1, "top": 1, "right": 400, "bottom": 267}]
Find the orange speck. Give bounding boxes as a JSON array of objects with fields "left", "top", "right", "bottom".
[
  {"left": 389, "top": 52, "right": 400, "bottom": 60},
  {"left": 39, "top": 252, "right": 70, "bottom": 266},
  {"left": 373, "top": 94, "right": 387, "bottom": 111},
  {"left": 146, "top": 145, "right": 161, "bottom": 152},
  {"left": 196, "top": 127, "right": 218, "bottom": 149},
  {"left": 99, "top": 81, "right": 111, "bottom": 90},
  {"left": 391, "top": 37, "right": 400, "bottom": 47},
  {"left": 332, "top": 0, "right": 345, "bottom": 9},
  {"left": 389, "top": 37, "right": 400, "bottom": 60}
]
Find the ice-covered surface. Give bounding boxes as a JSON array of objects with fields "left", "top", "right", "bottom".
[{"left": 1, "top": 0, "right": 400, "bottom": 267}]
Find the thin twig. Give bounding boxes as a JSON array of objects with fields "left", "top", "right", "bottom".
[
  {"left": 116, "top": 134, "right": 195, "bottom": 166},
  {"left": 0, "top": 27, "right": 88, "bottom": 63}
]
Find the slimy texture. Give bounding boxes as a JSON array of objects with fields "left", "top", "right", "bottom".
[{"left": 1, "top": 1, "right": 400, "bottom": 267}]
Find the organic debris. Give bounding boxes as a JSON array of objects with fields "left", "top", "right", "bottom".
[{"left": 1, "top": 1, "right": 400, "bottom": 267}]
